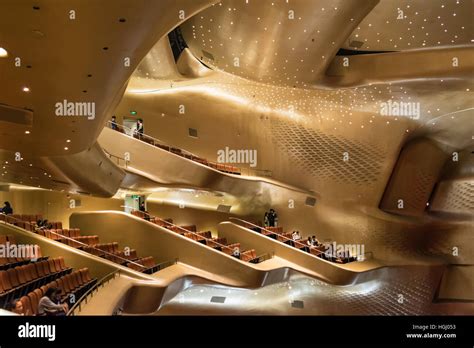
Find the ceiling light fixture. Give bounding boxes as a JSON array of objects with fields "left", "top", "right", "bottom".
[
  {"left": 0, "top": 47, "right": 8, "bottom": 58},
  {"left": 64, "top": 147, "right": 69, "bottom": 150},
  {"left": 25, "top": 130, "right": 30, "bottom": 134},
  {"left": 22, "top": 87, "right": 30, "bottom": 92}
]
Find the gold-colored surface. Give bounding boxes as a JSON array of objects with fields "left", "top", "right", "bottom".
[
  {"left": 180, "top": 0, "right": 379, "bottom": 86},
  {"left": 0, "top": 0, "right": 472, "bottom": 315},
  {"left": 0, "top": 222, "right": 151, "bottom": 281}
]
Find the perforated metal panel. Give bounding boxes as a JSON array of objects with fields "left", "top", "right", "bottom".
[
  {"left": 270, "top": 118, "right": 385, "bottom": 185},
  {"left": 431, "top": 180, "right": 474, "bottom": 215}
]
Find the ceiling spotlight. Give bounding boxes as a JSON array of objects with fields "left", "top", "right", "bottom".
[
  {"left": 64, "top": 147, "right": 69, "bottom": 150},
  {"left": 0, "top": 47, "right": 7, "bottom": 58},
  {"left": 22, "top": 87, "right": 30, "bottom": 92},
  {"left": 25, "top": 130, "right": 30, "bottom": 134},
  {"left": 66, "top": 139, "right": 71, "bottom": 143}
]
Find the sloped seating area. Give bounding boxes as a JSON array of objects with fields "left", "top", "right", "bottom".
[
  {"left": 0, "top": 214, "right": 57, "bottom": 232},
  {"left": 0, "top": 234, "right": 46, "bottom": 271},
  {"left": 2, "top": 213, "right": 158, "bottom": 274},
  {"left": 246, "top": 223, "right": 359, "bottom": 264},
  {"left": 108, "top": 121, "right": 242, "bottom": 175},
  {"left": 131, "top": 211, "right": 263, "bottom": 264},
  {"left": 19, "top": 268, "right": 95, "bottom": 316},
  {"left": 0, "top": 232, "right": 98, "bottom": 315}
]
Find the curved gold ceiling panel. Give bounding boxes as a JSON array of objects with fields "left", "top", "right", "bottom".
[
  {"left": 342, "top": 0, "right": 473, "bottom": 51},
  {"left": 0, "top": 0, "right": 217, "bottom": 157},
  {"left": 180, "top": 0, "right": 378, "bottom": 86}
]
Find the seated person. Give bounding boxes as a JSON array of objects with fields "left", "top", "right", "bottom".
[
  {"left": 311, "top": 236, "right": 321, "bottom": 247},
  {"left": 1, "top": 201, "right": 13, "bottom": 215},
  {"left": 232, "top": 247, "right": 241, "bottom": 259},
  {"left": 38, "top": 288, "right": 68, "bottom": 316},
  {"left": 306, "top": 238, "right": 313, "bottom": 247},
  {"left": 37, "top": 219, "right": 52, "bottom": 229},
  {"left": 291, "top": 230, "right": 301, "bottom": 241},
  {"left": 5, "top": 299, "right": 30, "bottom": 316}
]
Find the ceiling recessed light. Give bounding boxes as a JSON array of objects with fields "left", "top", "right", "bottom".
[
  {"left": 22, "top": 87, "right": 30, "bottom": 92},
  {"left": 33, "top": 5, "right": 40, "bottom": 10},
  {"left": 0, "top": 47, "right": 8, "bottom": 58},
  {"left": 66, "top": 139, "right": 71, "bottom": 143},
  {"left": 64, "top": 147, "right": 69, "bottom": 150},
  {"left": 25, "top": 131, "right": 30, "bottom": 134}
]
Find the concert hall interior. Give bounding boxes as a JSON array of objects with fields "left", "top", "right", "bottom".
[{"left": 0, "top": 0, "right": 473, "bottom": 317}]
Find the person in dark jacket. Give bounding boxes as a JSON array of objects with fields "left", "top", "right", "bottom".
[
  {"left": 1, "top": 201, "right": 13, "bottom": 215},
  {"left": 135, "top": 119, "right": 144, "bottom": 140},
  {"left": 111, "top": 115, "right": 119, "bottom": 131},
  {"left": 267, "top": 209, "right": 278, "bottom": 227}
]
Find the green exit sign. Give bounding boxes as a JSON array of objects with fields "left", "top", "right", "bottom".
[{"left": 130, "top": 110, "right": 137, "bottom": 115}]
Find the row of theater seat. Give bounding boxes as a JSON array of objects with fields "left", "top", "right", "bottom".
[
  {"left": 34, "top": 225, "right": 158, "bottom": 274},
  {"left": 19, "top": 268, "right": 96, "bottom": 316},
  {"left": 0, "top": 255, "right": 71, "bottom": 307},
  {"left": 131, "top": 213, "right": 261, "bottom": 263},
  {"left": 255, "top": 226, "right": 357, "bottom": 264},
  {"left": 0, "top": 234, "right": 44, "bottom": 270},
  {"left": 3, "top": 212, "right": 160, "bottom": 274},
  {"left": 0, "top": 214, "right": 63, "bottom": 231},
  {"left": 110, "top": 124, "right": 242, "bottom": 175},
  {"left": 0, "top": 230, "right": 98, "bottom": 315}
]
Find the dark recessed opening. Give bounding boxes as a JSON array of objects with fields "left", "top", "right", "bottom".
[
  {"left": 33, "top": 6, "right": 40, "bottom": 10},
  {"left": 312, "top": 38, "right": 315, "bottom": 42},
  {"left": 26, "top": 65, "right": 32, "bottom": 69},
  {"left": 119, "top": 18, "right": 126, "bottom": 23},
  {"left": 82, "top": 90, "right": 87, "bottom": 93},
  {"left": 87, "top": 74, "right": 92, "bottom": 77},
  {"left": 103, "top": 47, "right": 109, "bottom": 51},
  {"left": 188, "top": 128, "right": 198, "bottom": 138}
]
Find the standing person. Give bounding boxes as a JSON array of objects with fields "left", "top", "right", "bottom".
[
  {"left": 263, "top": 212, "right": 269, "bottom": 227},
  {"left": 136, "top": 118, "right": 144, "bottom": 140},
  {"left": 1, "top": 201, "right": 13, "bottom": 215},
  {"left": 139, "top": 201, "right": 150, "bottom": 221},
  {"left": 268, "top": 209, "right": 278, "bottom": 227},
  {"left": 111, "top": 115, "right": 118, "bottom": 131}
]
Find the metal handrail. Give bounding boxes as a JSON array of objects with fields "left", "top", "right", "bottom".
[
  {"left": 229, "top": 217, "right": 372, "bottom": 263},
  {"left": 132, "top": 210, "right": 233, "bottom": 252},
  {"left": 102, "top": 148, "right": 128, "bottom": 167},
  {"left": 131, "top": 210, "right": 264, "bottom": 262},
  {"left": 41, "top": 228, "right": 148, "bottom": 269},
  {"left": 229, "top": 217, "right": 324, "bottom": 256},
  {"left": 0, "top": 213, "right": 148, "bottom": 269},
  {"left": 105, "top": 120, "right": 273, "bottom": 177},
  {"left": 67, "top": 269, "right": 120, "bottom": 316}
]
